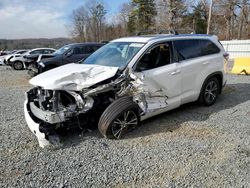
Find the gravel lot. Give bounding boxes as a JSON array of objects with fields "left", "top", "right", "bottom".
[{"left": 0, "top": 66, "right": 249, "bottom": 188}]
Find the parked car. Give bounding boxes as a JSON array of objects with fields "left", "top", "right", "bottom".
[
  {"left": 24, "top": 33, "right": 227, "bottom": 147},
  {"left": 9, "top": 48, "right": 55, "bottom": 70},
  {"left": 0, "top": 57, "right": 4, "bottom": 65},
  {"left": 4, "top": 49, "right": 29, "bottom": 65},
  {"left": 0, "top": 51, "right": 8, "bottom": 56},
  {"left": 0, "top": 51, "right": 15, "bottom": 65},
  {"left": 28, "top": 43, "right": 103, "bottom": 76}
]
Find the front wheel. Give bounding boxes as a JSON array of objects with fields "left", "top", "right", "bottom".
[
  {"left": 199, "top": 77, "right": 220, "bottom": 106},
  {"left": 98, "top": 97, "right": 139, "bottom": 139}
]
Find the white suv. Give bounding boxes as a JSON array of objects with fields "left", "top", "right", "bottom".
[{"left": 24, "top": 33, "right": 227, "bottom": 147}]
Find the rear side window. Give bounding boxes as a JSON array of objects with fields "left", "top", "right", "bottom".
[
  {"left": 173, "top": 39, "right": 202, "bottom": 60},
  {"left": 43, "top": 49, "right": 54, "bottom": 54},
  {"left": 30, "top": 50, "right": 43, "bottom": 54},
  {"left": 200, "top": 39, "right": 220, "bottom": 55},
  {"left": 84, "top": 46, "right": 99, "bottom": 54}
]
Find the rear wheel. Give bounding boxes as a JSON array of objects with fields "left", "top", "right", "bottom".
[
  {"left": 13, "top": 61, "right": 24, "bottom": 70},
  {"left": 199, "top": 77, "right": 220, "bottom": 106},
  {"left": 98, "top": 97, "right": 139, "bottom": 139}
]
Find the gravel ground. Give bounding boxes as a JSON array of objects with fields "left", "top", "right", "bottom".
[{"left": 0, "top": 66, "right": 249, "bottom": 188}]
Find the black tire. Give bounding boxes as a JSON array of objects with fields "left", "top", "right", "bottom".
[
  {"left": 98, "top": 97, "right": 139, "bottom": 139},
  {"left": 13, "top": 61, "right": 24, "bottom": 70},
  {"left": 199, "top": 77, "right": 220, "bottom": 106}
]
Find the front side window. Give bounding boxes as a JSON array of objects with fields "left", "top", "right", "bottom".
[
  {"left": 135, "top": 43, "right": 172, "bottom": 72},
  {"left": 83, "top": 42, "right": 144, "bottom": 69},
  {"left": 17, "top": 50, "right": 27, "bottom": 54},
  {"left": 54, "top": 45, "right": 72, "bottom": 55},
  {"left": 43, "top": 49, "right": 54, "bottom": 54}
]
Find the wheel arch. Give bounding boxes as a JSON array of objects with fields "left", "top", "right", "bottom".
[{"left": 200, "top": 71, "right": 223, "bottom": 96}]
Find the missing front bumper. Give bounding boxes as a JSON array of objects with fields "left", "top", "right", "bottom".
[
  {"left": 24, "top": 100, "right": 51, "bottom": 147},
  {"left": 29, "top": 102, "right": 67, "bottom": 124}
]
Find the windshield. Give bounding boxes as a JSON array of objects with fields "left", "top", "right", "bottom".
[
  {"left": 54, "top": 45, "right": 72, "bottom": 55},
  {"left": 83, "top": 42, "right": 145, "bottom": 69}
]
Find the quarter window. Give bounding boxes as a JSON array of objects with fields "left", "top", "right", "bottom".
[{"left": 200, "top": 39, "right": 220, "bottom": 55}]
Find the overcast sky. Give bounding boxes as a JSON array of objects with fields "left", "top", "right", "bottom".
[{"left": 0, "top": 0, "right": 129, "bottom": 39}]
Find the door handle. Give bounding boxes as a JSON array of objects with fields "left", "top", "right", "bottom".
[
  {"left": 171, "top": 70, "right": 181, "bottom": 75},
  {"left": 203, "top": 62, "right": 210, "bottom": 65}
]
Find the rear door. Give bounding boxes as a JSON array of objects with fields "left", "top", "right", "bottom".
[
  {"left": 173, "top": 39, "right": 221, "bottom": 104},
  {"left": 133, "top": 42, "right": 182, "bottom": 116},
  {"left": 173, "top": 39, "right": 203, "bottom": 103}
]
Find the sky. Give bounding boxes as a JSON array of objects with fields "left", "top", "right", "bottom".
[{"left": 0, "top": 0, "right": 129, "bottom": 39}]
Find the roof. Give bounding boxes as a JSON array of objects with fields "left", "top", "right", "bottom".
[
  {"left": 30, "top": 48, "right": 55, "bottom": 51},
  {"left": 112, "top": 34, "right": 215, "bottom": 43},
  {"left": 68, "top": 42, "right": 104, "bottom": 46}
]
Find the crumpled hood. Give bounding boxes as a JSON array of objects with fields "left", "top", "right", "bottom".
[{"left": 29, "top": 64, "right": 119, "bottom": 91}]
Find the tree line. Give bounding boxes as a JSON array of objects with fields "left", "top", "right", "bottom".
[{"left": 69, "top": 0, "right": 250, "bottom": 42}]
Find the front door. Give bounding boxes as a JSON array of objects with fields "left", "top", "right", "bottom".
[{"left": 133, "top": 42, "right": 181, "bottom": 118}]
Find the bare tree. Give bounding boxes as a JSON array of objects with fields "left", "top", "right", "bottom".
[
  {"left": 238, "top": 0, "right": 249, "bottom": 39},
  {"left": 118, "top": 2, "right": 133, "bottom": 35},
  {"left": 70, "top": 6, "right": 89, "bottom": 42}
]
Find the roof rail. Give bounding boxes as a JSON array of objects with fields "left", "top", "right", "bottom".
[
  {"left": 136, "top": 29, "right": 158, "bottom": 36},
  {"left": 136, "top": 29, "right": 196, "bottom": 36}
]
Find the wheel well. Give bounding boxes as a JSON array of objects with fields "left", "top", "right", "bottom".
[
  {"left": 14, "top": 60, "right": 23, "bottom": 64},
  {"left": 213, "top": 74, "right": 223, "bottom": 93},
  {"left": 203, "top": 72, "right": 223, "bottom": 94},
  {"left": 199, "top": 72, "right": 223, "bottom": 98}
]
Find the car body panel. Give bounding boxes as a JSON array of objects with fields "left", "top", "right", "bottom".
[
  {"left": 29, "top": 63, "right": 119, "bottom": 91},
  {"left": 135, "top": 62, "right": 182, "bottom": 120}
]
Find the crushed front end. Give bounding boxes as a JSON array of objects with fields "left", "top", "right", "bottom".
[{"left": 24, "top": 86, "right": 112, "bottom": 147}]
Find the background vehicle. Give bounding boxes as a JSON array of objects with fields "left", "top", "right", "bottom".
[
  {"left": 4, "top": 50, "right": 28, "bottom": 65},
  {"left": 0, "top": 57, "right": 4, "bottom": 65},
  {"left": 9, "top": 48, "right": 55, "bottom": 70},
  {"left": 0, "top": 51, "right": 8, "bottom": 56},
  {"left": 24, "top": 33, "right": 227, "bottom": 147},
  {"left": 29, "top": 43, "right": 104, "bottom": 76}
]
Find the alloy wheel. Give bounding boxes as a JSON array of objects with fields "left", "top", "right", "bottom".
[
  {"left": 14, "top": 62, "right": 23, "bottom": 70},
  {"left": 111, "top": 110, "right": 138, "bottom": 139},
  {"left": 204, "top": 80, "right": 218, "bottom": 104}
]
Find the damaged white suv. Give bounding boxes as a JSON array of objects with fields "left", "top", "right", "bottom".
[{"left": 24, "top": 33, "right": 227, "bottom": 147}]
